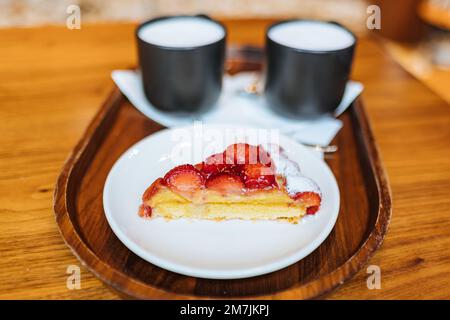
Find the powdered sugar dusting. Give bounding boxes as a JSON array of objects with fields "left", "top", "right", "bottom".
[
  {"left": 263, "top": 143, "right": 321, "bottom": 196},
  {"left": 285, "top": 175, "right": 320, "bottom": 195}
]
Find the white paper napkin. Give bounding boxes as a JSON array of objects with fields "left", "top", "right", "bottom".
[{"left": 111, "top": 70, "right": 363, "bottom": 147}]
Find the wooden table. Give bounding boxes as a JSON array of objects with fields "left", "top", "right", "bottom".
[{"left": 1, "top": 20, "right": 449, "bottom": 300}]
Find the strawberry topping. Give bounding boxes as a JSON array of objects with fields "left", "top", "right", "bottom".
[
  {"left": 306, "top": 206, "right": 319, "bottom": 215},
  {"left": 292, "top": 192, "right": 321, "bottom": 215},
  {"left": 257, "top": 145, "right": 273, "bottom": 167},
  {"left": 201, "top": 152, "right": 228, "bottom": 177},
  {"left": 224, "top": 143, "right": 259, "bottom": 165},
  {"left": 205, "top": 172, "right": 245, "bottom": 194},
  {"left": 138, "top": 204, "right": 153, "bottom": 218},
  {"left": 292, "top": 191, "right": 321, "bottom": 204},
  {"left": 240, "top": 163, "right": 276, "bottom": 189},
  {"left": 163, "top": 164, "right": 204, "bottom": 196},
  {"left": 142, "top": 178, "right": 164, "bottom": 201},
  {"left": 194, "top": 162, "right": 204, "bottom": 171}
]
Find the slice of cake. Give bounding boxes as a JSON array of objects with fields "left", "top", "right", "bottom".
[{"left": 139, "top": 143, "right": 321, "bottom": 223}]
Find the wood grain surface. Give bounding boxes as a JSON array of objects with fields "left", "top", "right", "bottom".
[{"left": 1, "top": 20, "right": 450, "bottom": 299}]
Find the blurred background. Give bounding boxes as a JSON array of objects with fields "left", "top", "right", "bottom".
[
  {"left": 0, "top": 0, "right": 367, "bottom": 29},
  {"left": 0, "top": 0, "right": 449, "bottom": 102}
]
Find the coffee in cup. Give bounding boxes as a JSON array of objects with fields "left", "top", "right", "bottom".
[
  {"left": 265, "top": 20, "right": 356, "bottom": 118},
  {"left": 136, "top": 15, "right": 226, "bottom": 113}
]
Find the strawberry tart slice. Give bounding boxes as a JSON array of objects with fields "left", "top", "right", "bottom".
[{"left": 139, "top": 143, "right": 321, "bottom": 223}]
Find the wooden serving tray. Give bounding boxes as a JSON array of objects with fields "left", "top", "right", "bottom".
[{"left": 54, "top": 58, "right": 392, "bottom": 299}]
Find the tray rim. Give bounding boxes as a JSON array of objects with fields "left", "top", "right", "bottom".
[{"left": 53, "top": 86, "right": 392, "bottom": 299}]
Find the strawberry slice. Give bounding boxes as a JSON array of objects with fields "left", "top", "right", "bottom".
[
  {"left": 292, "top": 191, "right": 321, "bottom": 205},
  {"left": 241, "top": 163, "right": 276, "bottom": 189},
  {"left": 142, "top": 178, "right": 164, "bottom": 201},
  {"left": 224, "top": 143, "right": 259, "bottom": 165},
  {"left": 138, "top": 204, "right": 152, "bottom": 218},
  {"left": 306, "top": 206, "right": 319, "bottom": 215},
  {"left": 257, "top": 145, "right": 273, "bottom": 167},
  {"left": 163, "top": 164, "right": 204, "bottom": 196},
  {"left": 201, "top": 152, "right": 227, "bottom": 177},
  {"left": 205, "top": 172, "right": 245, "bottom": 194},
  {"left": 194, "top": 162, "right": 204, "bottom": 171},
  {"left": 292, "top": 192, "right": 321, "bottom": 214}
]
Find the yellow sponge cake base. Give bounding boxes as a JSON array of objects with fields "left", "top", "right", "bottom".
[
  {"left": 143, "top": 181, "right": 307, "bottom": 222},
  {"left": 152, "top": 202, "right": 306, "bottom": 222}
]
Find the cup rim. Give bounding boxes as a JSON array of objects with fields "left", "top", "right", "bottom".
[
  {"left": 266, "top": 19, "right": 357, "bottom": 54},
  {"left": 136, "top": 15, "right": 227, "bottom": 51}
]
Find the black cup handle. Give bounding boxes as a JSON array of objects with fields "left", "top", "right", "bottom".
[
  {"left": 327, "top": 21, "right": 357, "bottom": 40},
  {"left": 327, "top": 20, "right": 340, "bottom": 26},
  {"left": 196, "top": 14, "right": 212, "bottom": 20}
]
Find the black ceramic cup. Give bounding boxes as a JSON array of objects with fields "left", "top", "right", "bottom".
[
  {"left": 136, "top": 15, "right": 226, "bottom": 113},
  {"left": 265, "top": 19, "right": 356, "bottom": 118}
]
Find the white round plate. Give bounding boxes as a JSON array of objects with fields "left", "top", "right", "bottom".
[{"left": 103, "top": 125, "right": 340, "bottom": 279}]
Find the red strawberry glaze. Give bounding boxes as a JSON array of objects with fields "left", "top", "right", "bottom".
[
  {"left": 240, "top": 163, "right": 277, "bottom": 189},
  {"left": 201, "top": 152, "right": 228, "bottom": 177},
  {"left": 194, "top": 162, "right": 204, "bottom": 171},
  {"left": 306, "top": 206, "right": 319, "bottom": 215},
  {"left": 224, "top": 143, "right": 259, "bottom": 165},
  {"left": 205, "top": 172, "right": 245, "bottom": 194},
  {"left": 256, "top": 145, "right": 273, "bottom": 167},
  {"left": 292, "top": 191, "right": 321, "bottom": 204},
  {"left": 142, "top": 178, "right": 164, "bottom": 201},
  {"left": 292, "top": 192, "right": 322, "bottom": 215},
  {"left": 139, "top": 204, "right": 152, "bottom": 218},
  {"left": 163, "top": 164, "right": 205, "bottom": 196}
]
